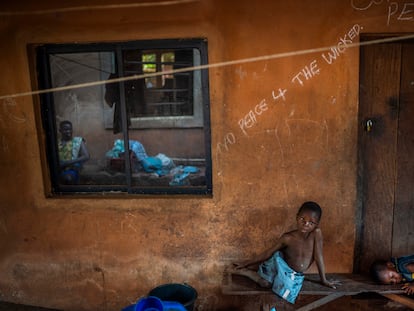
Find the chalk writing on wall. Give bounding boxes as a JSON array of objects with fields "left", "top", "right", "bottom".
[
  {"left": 216, "top": 132, "right": 236, "bottom": 154},
  {"left": 0, "top": 98, "right": 27, "bottom": 127},
  {"left": 291, "top": 60, "right": 320, "bottom": 86},
  {"left": 272, "top": 88, "right": 288, "bottom": 102},
  {"left": 217, "top": 24, "right": 361, "bottom": 161},
  {"left": 291, "top": 23, "right": 361, "bottom": 88},
  {"left": 321, "top": 24, "right": 361, "bottom": 64},
  {"left": 238, "top": 99, "right": 268, "bottom": 136},
  {"left": 351, "top": 0, "right": 414, "bottom": 25}
]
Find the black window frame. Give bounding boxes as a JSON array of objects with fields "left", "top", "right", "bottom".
[{"left": 35, "top": 38, "right": 212, "bottom": 196}]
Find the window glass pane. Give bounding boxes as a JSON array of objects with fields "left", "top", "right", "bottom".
[
  {"left": 37, "top": 39, "right": 212, "bottom": 195},
  {"left": 124, "top": 48, "right": 194, "bottom": 118},
  {"left": 142, "top": 53, "right": 156, "bottom": 88},
  {"left": 49, "top": 51, "right": 129, "bottom": 188}
]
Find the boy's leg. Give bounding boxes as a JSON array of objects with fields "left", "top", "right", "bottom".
[{"left": 231, "top": 267, "right": 272, "bottom": 288}]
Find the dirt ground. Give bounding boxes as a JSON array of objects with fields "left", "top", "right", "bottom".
[
  {"left": 0, "top": 302, "right": 61, "bottom": 311},
  {"left": 258, "top": 293, "right": 412, "bottom": 311},
  {"left": 217, "top": 292, "right": 414, "bottom": 310},
  {"left": 303, "top": 292, "right": 413, "bottom": 311},
  {"left": 1, "top": 293, "right": 413, "bottom": 311}
]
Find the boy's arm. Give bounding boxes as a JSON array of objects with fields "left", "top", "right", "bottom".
[{"left": 314, "top": 228, "right": 337, "bottom": 289}]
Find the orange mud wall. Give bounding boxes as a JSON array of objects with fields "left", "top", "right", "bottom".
[{"left": 0, "top": 1, "right": 413, "bottom": 310}]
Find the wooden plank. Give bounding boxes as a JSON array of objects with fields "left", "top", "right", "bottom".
[
  {"left": 295, "top": 293, "right": 345, "bottom": 311},
  {"left": 381, "top": 294, "right": 414, "bottom": 309},
  {"left": 222, "top": 273, "right": 405, "bottom": 296},
  {"left": 303, "top": 274, "right": 404, "bottom": 295}
]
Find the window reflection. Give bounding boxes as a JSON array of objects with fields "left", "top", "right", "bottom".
[{"left": 38, "top": 39, "right": 211, "bottom": 195}]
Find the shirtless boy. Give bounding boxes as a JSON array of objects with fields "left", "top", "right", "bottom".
[{"left": 232, "top": 201, "right": 337, "bottom": 303}]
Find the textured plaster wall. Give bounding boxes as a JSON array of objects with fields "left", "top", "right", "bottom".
[{"left": 0, "top": 0, "right": 413, "bottom": 310}]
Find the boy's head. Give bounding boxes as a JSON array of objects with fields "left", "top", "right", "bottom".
[
  {"left": 370, "top": 260, "right": 403, "bottom": 284},
  {"left": 297, "top": 201, "right": 322, "bottom": 220},
  {"left": 296, "top": 201, "right": 322, "bottom": 232}
]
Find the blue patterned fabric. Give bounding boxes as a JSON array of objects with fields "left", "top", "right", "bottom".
[
  {"left": 258, "top": 251, "right": 304, "bottom": 304},
  {"left": 392, "top": 254, "right": 414, "bottom": 282}
]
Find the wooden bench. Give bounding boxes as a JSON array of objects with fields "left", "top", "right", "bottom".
[{"left": 222, "top": 272, "right": 412, "bottom": 310}]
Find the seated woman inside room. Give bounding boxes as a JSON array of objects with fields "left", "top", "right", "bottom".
[{"left": 58, "top": 120, "right": 90, "bottom": 184}]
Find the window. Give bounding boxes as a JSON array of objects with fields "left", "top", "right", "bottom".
[{"left": 35, "top": 38, "right": 212, "bottom": 195}]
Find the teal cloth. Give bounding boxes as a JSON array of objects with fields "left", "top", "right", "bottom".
[
  {"left": 142, "top": 157, "right": 163, "bottom": 175},
  {"left": 391, "top": 254, "right": 414, "bottom": 282},
  {"left": 258, "top": 251, "right": 304, "bottom": 304}
]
